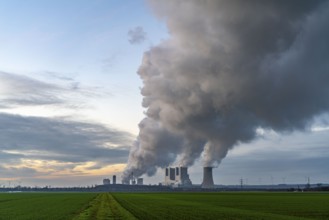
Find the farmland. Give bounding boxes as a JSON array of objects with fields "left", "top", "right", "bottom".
[
  {"left": 113, "top": 192, "right": 329, "bottom": 220},
  {"left": 0, "top": 192, "right": 329, "bottom": 219},
  {"left": 0, "top": 193, "right": 97, "bottom": 220}
]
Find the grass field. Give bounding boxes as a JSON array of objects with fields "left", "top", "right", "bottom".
[
  {"left": 113, "top": 192, "right": 329, "bottom": 220},
  {"left": 0, "top": 193, "right": 97, "bottom": 220},
  {"left": 0, "top": 192, "right": 329, "bottom": 219}
]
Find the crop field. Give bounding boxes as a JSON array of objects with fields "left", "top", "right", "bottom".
[
  {"left": 0, "top": 193, "right": 97, "bottom": 220},
  {"left": 0, "top": 192, "right": 329, "bottom": 219},
  {"left": 113, "top": 192, "right": 329, "bottom": 220}
]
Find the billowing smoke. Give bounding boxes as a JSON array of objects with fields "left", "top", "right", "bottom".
[{"left": 123, "top": 0, "right": 329, "bottom": 181}]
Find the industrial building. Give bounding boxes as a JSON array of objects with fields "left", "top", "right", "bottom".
[
  {"left": 103, "top": 175, "right": 118, "bottom": 185},
  {"left": 103, "top": 178, "right": 111, "bottom": 185},
  {"left": 164, "top": 166, "right": 192, "bottom": 186},
  {"left": 122, "top": 173, "right": 144, "bottom": 186},
  {"left": 122, "top": 179, "right": 130, "bottom": 185},
  {"left": 137, "top": 178, "right": 143, "bottom": 185}
]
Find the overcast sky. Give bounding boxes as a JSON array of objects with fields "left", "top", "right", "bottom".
[{"left": 0, "top": 0, "right": 328, "bottom": 187}]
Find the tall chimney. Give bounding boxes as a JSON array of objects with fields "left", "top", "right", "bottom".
[
  {"left": 112, "top": 175, "right": 116, "bottom": 185},
  {"left": 201, "top": 167, "right": 214, "bottom": 188}
]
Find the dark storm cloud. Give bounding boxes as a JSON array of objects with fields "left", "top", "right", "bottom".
[
  {"left": 0, "top": 113, "right": 132, "bottom": 165},
  {"left": 128, "top": 26, "right": 147, "bottom": 44},
  {"left": 123, "top": 0, "right": 329, "bottom": 181}
]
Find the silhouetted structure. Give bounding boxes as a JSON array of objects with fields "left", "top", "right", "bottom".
[
  {"left": 137, "top": 178, "right": 143, "bottom": 185},
  {"left": 112, "top": 175, "right": 116, "bottom": 185},
  {"left": 103, "top": 178, "right": 111, "bottom": 185},
  {"left": 164, "top": 166, "right": 192, "bottom": 186},
  {"left": 201, "top": 167, "right": 214, "bottom": 188}
]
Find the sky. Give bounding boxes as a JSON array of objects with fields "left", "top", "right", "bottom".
[{"left": 0, "top": 0, "right": 328, "bottom": 187}]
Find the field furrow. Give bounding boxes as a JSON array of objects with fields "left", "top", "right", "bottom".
[{"left": 73, "top": 193, "right": 137, "bottom": 220}]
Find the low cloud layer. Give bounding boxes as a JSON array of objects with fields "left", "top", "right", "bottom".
[
  {"left": 215, "top": 128, "right": 329, "bottom": 184},
  {"left": 0, "top": 71, "right": 103, "bottom": 110},
  {"left": 123, "top": 0, "right": 329, "bottom": 181},
  {"left": 0, "top": 71, "right": 64, "bottom": 107},
  {"left": 0, "top": 70, "right": 133, "bottom": 183},
  {"left": 0, "top": 113, "right": 132, "bottom": 180}
]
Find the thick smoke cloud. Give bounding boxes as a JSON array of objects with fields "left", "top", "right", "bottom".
[{"left": 123, "top": 0, "right": 329, "bottom": 181}]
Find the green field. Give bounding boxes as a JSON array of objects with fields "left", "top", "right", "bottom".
[
  {"left": 0, "top": 192, "right": 329, "bottom": 219},
  {"left": 0, "top": 193, "right": 97, "bottom": 220},
  {"left": 113, "top": 192, "right": 329, "bottom": 220}
]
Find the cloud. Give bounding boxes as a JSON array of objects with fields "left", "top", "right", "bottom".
[
  {"left": 0, "top": 166, "right": 38, "bottom": 179},
  {"left": 215, "top": 156, "right": 329, "bottom": 185},
  {"left": 181, "top": 128, "right": 329, "bottom": 185},
  {"left": 0, "top": 70, "right": 130, "bottom": 183},
  {"left": 42, "top": 71, "right": 75, "bottom": 82},
  {"left": 0, "top": 71, "right": 64, "bottom": 107},
  {"left": 123, "top": 0, "right": 329, "bottom": 181},
  {"left": 0, "top": 71, "right": 106, "bottom": 110},
  {"left": 128, "top": 26, "right": 147, "bottom": 44},
  {"left": 0, "top": 113, "right": 133, "bottom": 178}
]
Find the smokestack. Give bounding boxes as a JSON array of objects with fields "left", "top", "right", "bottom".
[{"left": 201, "top": 167, "right": 214, "bottom": 188}]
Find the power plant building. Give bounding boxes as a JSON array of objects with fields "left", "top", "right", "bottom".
[
  {"left": 122, "top": 179, "right": 130, "bottom": 185},
  {"left": 103, "top": 178, "right": 111, "bottom": 185},
  {"left": 164, "top": 166, "right": 192, "bottom": 186},
  {"left": 137, "top": 178, "right": 143, "bottom": 185}
]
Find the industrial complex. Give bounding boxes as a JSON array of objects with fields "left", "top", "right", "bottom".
[
  {"left": 164, "top": 166, "right": 192, "bottom": 186},
  {"left": 1, "top": 166, "right": 328, "bottom": 193},
  {"left": 101, "top": 166, "right": 215, "bottom": 189}
]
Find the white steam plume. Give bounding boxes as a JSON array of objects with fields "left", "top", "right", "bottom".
[{"left": 123, "top": 0, "right": 329, "bottom": 182}]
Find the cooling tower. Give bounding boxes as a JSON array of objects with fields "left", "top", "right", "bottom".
[{"left": 201, "top": 167, "right": 214, "bottom": 188}]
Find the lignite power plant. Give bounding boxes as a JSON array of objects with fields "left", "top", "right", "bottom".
[
  {"left": 163, "top": 166, "right": 214, "bottom": 188},
  {"left": 164, "top": 167, "right": 192, "bottom": 186},
  {"left": 116, "top": 166, "right": 215, "bottom": 189}
]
